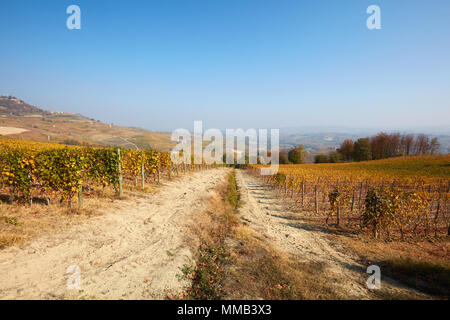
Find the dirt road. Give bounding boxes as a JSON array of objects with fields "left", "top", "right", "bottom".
[
  {"left": 0, "top": 168, "right": 229, "bottom": 299},
  {"left": 235, "top": 170, "right": 429, "bottom": 299}
]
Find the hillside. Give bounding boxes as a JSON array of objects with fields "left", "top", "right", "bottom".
[
  {"left": 0, "top": 96, "right": 51, "bottom": 116},
  {"left": 0, "top": 96, "right": 175, "bottom": 150}
]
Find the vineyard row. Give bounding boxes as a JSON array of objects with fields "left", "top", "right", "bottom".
[
  {"left": 248, "top": 166, "right": 450, "bottom": 239},
  {"left": 0, "top": 142, "right": 213, "bottom": 207}
]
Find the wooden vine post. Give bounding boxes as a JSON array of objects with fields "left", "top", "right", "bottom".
[
  {"left": 28, "top": 173, "right": 33, "bottom": 207},
  {"left": 301, "top": 180, "right": 305, "bottom": 209},
  {"left": 157, "top": 164, "right": 161, "bottom": 184},
  {"left": 78, "top": 185, "right": 83, "bottom": 208},
  {"left": 350, "top": 189, "right": 355, "bottom": 213},
  {"left": 314, "top": 185, "right": 319, "bottom": 214},
  {"left": 284, "top": 176, "right": 288, "bottom": 195},
  {"left": 117, "top": 148, "right": 123, "bottom": 197},
  {"left": 141, "top": 151, "right": 145, "bottom": 190},
  {"left": 336, "top": 204, "right": 340, "bottom": 226},
  {"left": 291, "top": 177, "right": 295, "bottom": 198},
  {"left": 434, "top": 192, "right": 441, "bottom": 237},
  {"left": 358, "top": 181, "right": 363, "bottom": 213}
]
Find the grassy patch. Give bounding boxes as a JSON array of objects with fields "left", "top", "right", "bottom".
[
  {"left": 184, "top": 170, "right": 345, "bottom": 300},
  {"left": 225, "top": 171, "right": 241, "bottom": 209},
  {"left": 180, "top": 171, "right": 239, "bottom": 300},
  {"left": 166, "top": 250, "right": 174, "bottom": 257},
  {"left": 181, "top": 243, "right": 229, "bottom": 299}
]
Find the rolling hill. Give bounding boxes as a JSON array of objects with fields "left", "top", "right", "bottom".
[{"left": 0, "top": 96, "right": 175, "bottom": 151}]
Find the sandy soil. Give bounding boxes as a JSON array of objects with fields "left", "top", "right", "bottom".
[
  {"left": 0, "top": 168, "right": 229, "bottom": 300},
  {"left": 235, "top": 170, "right": 430, "bottom": 299},
  {"left": 0, "top": 126, "right": 28, "bottom": 135}
]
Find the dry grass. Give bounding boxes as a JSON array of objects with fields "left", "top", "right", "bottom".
[
  {"left": 0, "top": 201, "right": 99, "bottom": 249},
  {"left": 337, "top": 234, "right": 450, "bottom": 297},
  {"left": 179, "top": 173, "right": 240, "bottom": 300},
  {"left": 222, "top": 224, "right": 344, "bottom": 300}
]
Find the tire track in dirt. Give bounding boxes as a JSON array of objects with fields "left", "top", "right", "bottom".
[
  {"left": 0, "top": 168, "right": 230, "bottom": 299},
  {"left": 236, "top": 170, "right": 430, "bottom": 299}
]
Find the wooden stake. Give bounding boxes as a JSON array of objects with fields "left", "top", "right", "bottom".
[
  {"left": 291, "top": 177, "right": 294, "bottom": 198},
  {"left": 301, "top": 180, "right": 305, "bottom": 209},
  {"left": 314, "top": 185, "right": 318, "bottom": 214},
  {"left": 351, "top": 190, "right": 355, "bottom": 213},
  {"left": 78, "top": 185, "right": 83, "bottom": 208},
  {"left": 358, "top": 181, "right": 363, "bottom": 213},
  {"left": 336, "top": 205, "right": 340, "bottom": 226},
  {"left": 117, "top": 148, "right": 123, "bottom": 197},
  {"left": 141, "top": 162, "right": 145, "bottom": 190},
  {"left": 157, "top": 165, "right": 161, "bottom": 184}
]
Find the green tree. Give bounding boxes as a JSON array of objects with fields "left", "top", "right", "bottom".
[
  {"left": 279, "top": 149, "right": 290, "bottom": 164},
  {"left": 353, "top": 138, "right": 372, "bottom": 161},
  {"left": 314, "top": 154, "right": 329, "bottom": 163},
  {"left": 288, "top": 145, "right": 305, "bottom": 164},
  {"left": 328, "top": 151, "right": 342, "bottom": 163}
]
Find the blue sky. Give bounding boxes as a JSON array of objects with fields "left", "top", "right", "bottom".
[{"left": 0, "top": 0, "right": 449, "bottom": 132}]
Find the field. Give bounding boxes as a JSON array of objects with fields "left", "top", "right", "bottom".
[
  {"left": 250, "top": 156, "right": 450, "bottom": 239},
  {"left": 272, "top": 155, "right": 450, "bottom": 181}
]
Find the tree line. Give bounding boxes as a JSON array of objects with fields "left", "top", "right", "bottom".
[{"left": 315, "top": 132, "right": 441, "bottom": 163}]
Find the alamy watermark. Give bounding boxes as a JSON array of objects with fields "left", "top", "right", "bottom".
[
  {"left": 66, "top": 5, "right": 81, "bottom": 30},
  {"left": 366, "top": 265, "right": 381, "bottom": 290},
  {"left": 170, "top": 121, "right": 279, "bottom": 175},
  {"left": 66, "top": 264, "right": 81, "bottom": 290},
  {"left": 367, "top": 5, "right": 381, "bottom": 30},
  {"left": 66, "top": 5, "right": 381, "bottom": 31}
]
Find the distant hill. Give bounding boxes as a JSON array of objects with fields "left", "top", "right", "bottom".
[
  {"left": 0, "top": 96, "right": 52, "bottom": 116},
  {"left": 0, "top": 96, "right": 175, "bottom": 151}
]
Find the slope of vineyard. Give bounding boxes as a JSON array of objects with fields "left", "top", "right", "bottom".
[
  {"left": 0, "top": 96, "right": 175, "bottom": 150},
  {"left": 271, "top": 155, "right": 450, "bottom": 181},
  {"left": 250, "top": 155, "right": 450, "bottom": 239}
]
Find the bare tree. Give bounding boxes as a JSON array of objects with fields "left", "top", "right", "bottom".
[
  {"left": 401, "top": 134, "right": 414, "bottom": 155},
  {"left": 414, "top": 134, "right": 430, "bottom": 155},
  {"left": 338, "top": 139, "right": 354, "bottom": 161}
]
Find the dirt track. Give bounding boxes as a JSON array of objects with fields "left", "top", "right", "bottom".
[
  {"left": 0, "top": 168, "right": 229, "bottom": 299},
  {"left": 235, "top": 170, "right": 430, "bottom": 299}
]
